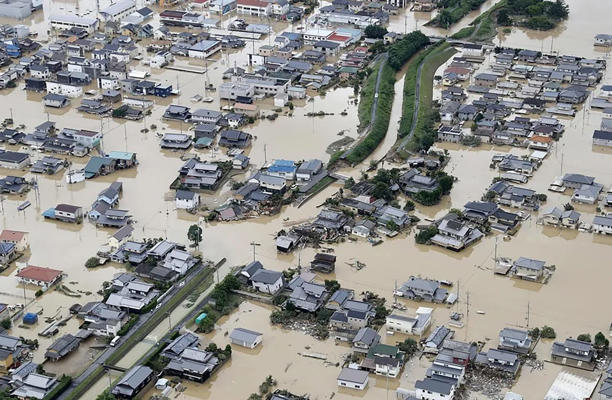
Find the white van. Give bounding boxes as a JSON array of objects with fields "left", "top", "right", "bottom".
[{"left": 110, "top": 336, "right": 120, "bottom": 347}]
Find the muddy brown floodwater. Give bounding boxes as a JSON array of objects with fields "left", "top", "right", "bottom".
[{"left": 0, "top": 0, "right": 611, "bottom": 398}]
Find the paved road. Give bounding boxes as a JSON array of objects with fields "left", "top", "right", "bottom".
[
  {"left": 341, "top": 52, "right": 388, "bottom": 160},
  {"left": 368, "top": 53, "right": 388, "bottom": 131},
  {"left": 57, "top": 264, "right": 214, "bottom": 400}
]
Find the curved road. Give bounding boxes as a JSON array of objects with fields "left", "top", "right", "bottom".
[
  {"left": 367, "top": 53, "right": 389, "bottom": 134},
  {"left": 341, "top": 52, "right": 388, "bottom": 160}
]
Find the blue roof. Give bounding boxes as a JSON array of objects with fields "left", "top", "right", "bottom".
[
  {"left": 269, "top": 159, "right": 296, "bottom": 173},
  {"left": 42, "top": 208, "right": 56, "bottom": 218},
  {"left": 0, "top": 242, "right": 15, "bottom": 255}
]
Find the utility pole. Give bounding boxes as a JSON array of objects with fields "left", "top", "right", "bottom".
[
  {"left": 263, "top": 144, "right": 267, "bottom": 165},
  {"left": 250, "top": 241, "right": 260, "bottom": 262},
  {"left": 526, "top": 302, "right": 530, "bottom": 329}
]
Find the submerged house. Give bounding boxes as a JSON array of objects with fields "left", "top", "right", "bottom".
[
  {"left": 512, "top": 257, "right": 545, "bottom": 281},
  {"left": 431, "top": 217, "right": 484, "bottom": 251},
  {"left": 396, "top": 277, "right": 449, "bottom": 303},
  {"left": 551, "top": 338, "right": 595, "bottom": 370}
]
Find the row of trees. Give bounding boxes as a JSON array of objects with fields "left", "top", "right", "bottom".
[
  {"left": 388, "top": 31, "right": 430, "bottom": 71},
  {"left": 497, "top": 0, "right": 568, "bottom": 30}
]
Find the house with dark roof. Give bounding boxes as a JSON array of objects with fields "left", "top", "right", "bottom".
[
  {"left": 432, "top": 215, "right": 484, "bottom": 251},
  {"left": 0, "top": 150, "right": 30, "bottom": 169},
  {"left": 475, "top": 348, "right": 521, "bottom": 376},
  {"left": 426, "top": 326, "right": 454, "bottom": 352},
  {"left": 287, "top": 277, "right": 329, "bottom": 312},
  {"left": 44, "top": 334, "right": 80, "bottom": 361},
  {"left": 499, "top": 328, "right": 532, "bottom": 354},
  {"left": 219, "top": 129, "right": 251, "bottom": 148},
  {"left": 363, "top": 344, "right": 405, "bottom": 377},
  {"left": 251, "top": 269, "right": 284, "bottom": 294},
  {"left": 415, "top": 377, "right": 456, "bottom": 400},
  {"left": 165, "top": 348, "right": 219, "bottom": 383},
  {"left": 112, "top": 365, "right": 153, "bottom": 398},
  {"left": 352, "top": 327, "right": 380, "bottom": 353},
  {"left": 512, "top": 257, "right": 545, "bottom": 281},
  {"left": 397, "top": 277, "right": 448, "bottom": 303},
  {"left": 161, "top": 332, "right": 199, "bottom": 360},
  {"left": 551, "top": 338, "right": 595, "bottom": 370}
]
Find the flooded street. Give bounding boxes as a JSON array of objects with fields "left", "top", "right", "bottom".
[{"left": 0, "top": 0, "right": 610, "bottom": 398}]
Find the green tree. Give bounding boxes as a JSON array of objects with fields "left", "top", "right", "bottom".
[
  {"left": 576, "top": 333, "right": 591, "bottom": 343},
  {"left": 404, "top": 200, "right": 415, "bottom": 211},
  {"left": 540, "top": 325, "right": 556, "bottom": 339},
  {"left": 548, "top": 0, "right": 569, "bottom": 19},
  {"left": 0, "top": 319, "right": 10, "bottom": 330},
  {"left": 595, "top": 332, "right": 609, "bottom": 349},
  {"left": 386, "top": 220, "right": 400, "bottom": 231},
  {"left": 364, "top": 25, "right": 388, "bottom": 39},
  {"left": 324, "top": 279, "right": 341, "bottom": 293},
  {"left": 398, "top": 338, "right": 418, "bottom": 357},
  {"left": 374, "top": 303, "right": 390, "bottom": 320},
  {"left": 188, "top": 224, "right": 203, "bottom": 248},
  {"left": 371, "top": 181, "right": 393, "bottom": 201},
  {"left": 85, "top": 257, "right": 101, "bottom": 268},
  {"left": 415, "top": 226, "right": 438, "bottom": 244},
  {"left": 528, "top": 327, "right": 540, "bottom": 339},
  {"left": 96, "top": 390, "right": 117, "bottom": 400},
  {"left": 438, "top": 10, "right": 453, "bottom": 28},
  {"left": 344, "top": 177, "right": 355, "bottom": 189},
  {"left": 497, "top": 8, "right": 511, "bottom": 25}
]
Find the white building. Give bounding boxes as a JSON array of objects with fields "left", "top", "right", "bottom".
[
  {"left": 251, "top": 269, "right": 284, "bottom": 294},
  {"left": 100, "top": 0, "right": 136, "bottom": 22},
  {"left": 593, "top": 215, "right": 612, "bottom": 235},
  {"left": 415, "top": 377, "right": 456, "bottom": 400},
  {"left": 188, "top": 40, "right": 222, "bottom": 59},
  {"left": 593, "top": 130, "right": 612, "bottom": 147},
  {"left": 302, "top": 28, "right": 334, "bottom": 44},
  {"left": 46, "top": 81, "right": 83, "bottom": 98},
  {"left": 337, "top": 368, "right": 369, "bottom": 390},
  {"left": 175, "top": 190, "right": 200, "bottom": 210},
  {"left": 386, "top": 307, "right": 432, "bottom": 336},
  {"left": 49, "top": 14, "right": 98, "bottom": 33}
]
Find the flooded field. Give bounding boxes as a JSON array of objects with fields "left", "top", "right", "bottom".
[{"left": 0, "top": 0, "right": 610, "bottom": 397}]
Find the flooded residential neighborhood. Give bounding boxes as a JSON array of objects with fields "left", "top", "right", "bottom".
[{"left": 0, "top": 0, "right": 610, "bottom": 399}]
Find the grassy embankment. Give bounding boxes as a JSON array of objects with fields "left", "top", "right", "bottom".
[
  {"left": 427, "top": 0, "right": 487, "bottom": 28},
  {"left": 346, "top": 32, "right": 430, "bottom": 165},
  {"left": 403, "top": 42, "right": 458, "bottom": 155}
]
